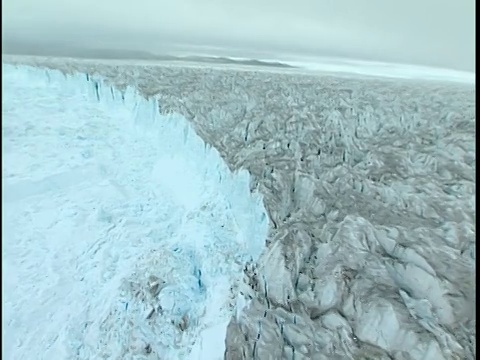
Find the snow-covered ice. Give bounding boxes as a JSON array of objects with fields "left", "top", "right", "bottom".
[{"left": 2, "top": 64, "right": 269, "bottom": 359}]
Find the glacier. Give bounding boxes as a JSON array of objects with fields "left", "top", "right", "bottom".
[
  {"left": 2, "top": 64, "right": 269, "bottom": 359},
  {"left": 2, "top": 56, "right": 476, "bottom": 360}
]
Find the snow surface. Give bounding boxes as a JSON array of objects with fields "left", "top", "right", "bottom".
[{"left": 2, "top": 64, "right": 269, "bottom": 359}]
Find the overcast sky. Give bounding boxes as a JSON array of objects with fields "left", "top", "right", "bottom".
[{"left": 2, "top": 0, "right": 475, "bottom": 71}]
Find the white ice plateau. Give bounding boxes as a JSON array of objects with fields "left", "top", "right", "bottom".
[{"left": 2, "top": 64, "right": 269, "bottom": 359}]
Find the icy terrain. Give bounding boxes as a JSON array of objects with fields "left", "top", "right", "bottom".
[
  {"left": 3, "top": 56, "right": 476, "bottom": 360},
  {"left": 2, "top": 64, "right": 268, "bottom": 359}
]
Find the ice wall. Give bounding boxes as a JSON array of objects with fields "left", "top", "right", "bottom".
[{"left": 2, "top": 63, "right": 268, "bottom": 359}]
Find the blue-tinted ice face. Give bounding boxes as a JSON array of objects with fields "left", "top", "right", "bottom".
[{"left": 2, "top": 64, "right": 268, "bottom": 359}]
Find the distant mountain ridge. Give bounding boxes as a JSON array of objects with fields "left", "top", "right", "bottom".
[{"left": 2, "top": 39, "right": 295, "bottom": 68}]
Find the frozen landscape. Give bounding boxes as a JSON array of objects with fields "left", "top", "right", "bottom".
[{"left": 2, "top": 55, "right": 476, "bottom": 360}]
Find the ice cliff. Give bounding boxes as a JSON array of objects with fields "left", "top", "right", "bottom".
[{"left": 2, "top": 63, "right": 268, "bottom": 359}]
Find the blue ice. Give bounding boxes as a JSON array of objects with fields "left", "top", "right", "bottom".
[{"left": 2, "top": 63, "right": 268, "bottom": 359}]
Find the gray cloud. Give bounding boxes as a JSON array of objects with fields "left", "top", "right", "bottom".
[{"left": 2, "top": 0, "right": 475, "bottom": 71}]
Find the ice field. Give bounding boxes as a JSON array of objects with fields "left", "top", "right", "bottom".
[
  {"left": 2, "top": 55, "right": 476, "bottom": 359},
  {"left": 2, "top": 64, "right": 269, "bottom": 359}
]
